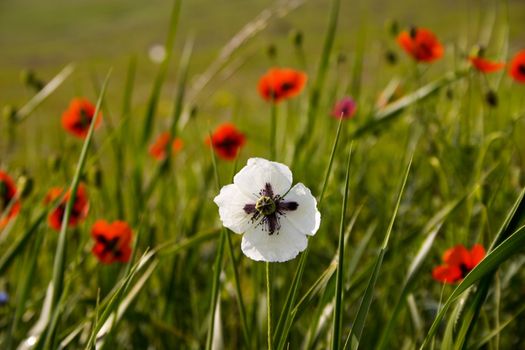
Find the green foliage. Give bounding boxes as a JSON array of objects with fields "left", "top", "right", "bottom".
[{"left": 1, "top": 0, "right": 525, "bottom": 349}]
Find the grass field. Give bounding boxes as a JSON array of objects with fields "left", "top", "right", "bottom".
[{"left": 1, "top": 0, "right": 525, "bottom": 349}]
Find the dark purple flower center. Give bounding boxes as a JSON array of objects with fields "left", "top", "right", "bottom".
[
  {"left": 96, "top": 235, "right": 122, "bottom": 257},
  {"left": 519, "top": 64, "right": 525, "bottom": 75},
  {"left": 459, "top": 263, "right": 471, "bottom": 278},
  {"left": 243, "top": 182, "right": 298, "bottom": 235}
]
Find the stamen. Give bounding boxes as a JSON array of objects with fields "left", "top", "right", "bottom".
[
  {"left": 278, "top": 201, "right": 298, "bottom": 211},
  {"left": 243, "top": 203, "right": 256, "bottom": 214}
]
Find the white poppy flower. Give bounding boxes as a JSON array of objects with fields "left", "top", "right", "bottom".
[{"left": 214, "top": 158, "right": 321, "bottom": 262}]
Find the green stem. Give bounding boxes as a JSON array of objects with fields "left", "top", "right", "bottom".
[
  {"left": 270, "top": 103, "right": 277, "bottom": 160},
  {"left": 266, "top": 261, "right": 273, "bottom": 350}
]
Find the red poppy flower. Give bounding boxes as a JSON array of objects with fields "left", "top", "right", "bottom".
[
  {"left": 257, "top": 68, "right": 307, "bottom": 103},
  {"left": 61, "top": 98, "right": 102, "bottom": 138},
  {"left": 509, "top": 50, "right": 525, "bottom": 83},
  {"left": 45, "top": 183, "right": 89, "bottom": 231},
  {"left": 432, "top": 244, "right": 485, "bottom": 284},
  {"left": 397, "top": 27, "right": 444, "bottom": 63},
  {"left": 331, "top": 97, "right": 357, "bottom": 119},
  {"left": 149, "top": 132, "right": 184, "bottom": 161},
  {"left": 206, "top": 123, "right": 246, "bottom": 161},
  {"left": 0, "top": 172, "right": 21, "bottom": 228},
  {"left": 91, "top": 220, "right": 133, "bottom": 264},
  {"left": 468, "top": 56, "right": 505, "bottom": 73}
]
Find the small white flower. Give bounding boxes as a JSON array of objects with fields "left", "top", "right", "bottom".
[{"left": 214, "top": 158, "right": 321, "bottom": 262}]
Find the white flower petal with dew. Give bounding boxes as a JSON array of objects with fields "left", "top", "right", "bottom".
[
  {"left": 233, "top": 158, "right": 292, "bottom": 198},
  {"left": 214, "top": 157, "right": 321, "bottom": 263}
]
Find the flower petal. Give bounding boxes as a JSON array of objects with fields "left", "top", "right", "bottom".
[
  {"left": 233, "top": 158, "right": 292, "bottom": 198},
  {"left": 281, "top": 183, "right": 320, "bottom": 236},
  {"left": 469, "top": 244, "right": 486, "bottom": 268},
  {"left": 241, "top": 220, "right": 307, "bottom": 262},
  {"left": 442, "top": 244, "right": 470, "bottom": 267},
  {"left": 214, "top": 184, "right": 253, "bottom": 234},
  {"left": 432, "top": 265, "right": 462, "bottom": 284}
]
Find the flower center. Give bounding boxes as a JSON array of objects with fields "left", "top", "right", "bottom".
[
  {"left": 519, "top": 64, "right": 525, "bottom": 75},
  {"left": 255, "top": 195, "right": 276, "bottom": 216}
]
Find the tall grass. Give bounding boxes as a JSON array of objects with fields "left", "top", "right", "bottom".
[{"left": 1, "top": 0, "right": 525, "bottom": 349}]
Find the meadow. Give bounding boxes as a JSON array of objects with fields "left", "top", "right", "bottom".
[{"left": 1, "top": 0, "right": 525, "bottom": 349}]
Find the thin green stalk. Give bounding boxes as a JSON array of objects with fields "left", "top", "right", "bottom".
[
  {"left": 293, "top": 0, "right": 340, "bottom": 164},
  {"left": 319, "top": 116, "right": 344, "bottom": 203},
  {"left": 266, "top": 261, "right": 273, "bottom": 350},
  {"left": 140, "top": 0, "right": 182, "bottom": 146},
  {"left": 45, "top": 70, "right": 111, "bottom": 346},
  {"left": 270, "top": 103, "right": 277, "bottom": 160},
  {"left": 344, "top": 154, "right": 413, "bottom": 350},
  {"left": 205, "top": 131, "right": 226, "bottom": 350},
  {"left": 332, "top": 143, "right": 353, "bottom": 350},
  {"left": 274, "top": 106, "right": 345, "bottom": 349}
]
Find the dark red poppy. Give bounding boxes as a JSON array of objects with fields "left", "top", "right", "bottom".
[
  {"left": 149, "top": 132, "right": 184, "bottom": 161},
  {"left": 91, "top": 220, "right": 133, "bottom": 264},
  {"left": 0, "top": 172, "right": 21, "bottom": 228},
  {"left": 206, "top": 123, "right": 246, "bottom": 161},
  {"left": 397, "top": 27, "right": 444, "bottom": 63},
  {"left": 331, "top": 97, "right": 357, "bottom": 119},
  {"left": 509, "top": 50, "right": 525, "bottom": 83},
  {"left": 469, "top": 56, "right": 505, "bottom": 73},
  {"left": 61, "top": 98, "right": 102, "bottom": 138},
  {"left": 432, "top": 244, "right": 485, "bottom": 284},
  {"left": 257, "top": 68, "right": 307, "bottom": 103},
  {"left": 45, "top": 183, "right": 89, "bottom": 231}
]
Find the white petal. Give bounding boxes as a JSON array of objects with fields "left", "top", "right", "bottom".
[
  {"left": 214, "top": 184, "right": 253, "bottom": 234},
  {"left": 241, "top": 219, "right": 308, "bottom": 262},
  {"left": 233, "top": 158, "right": 292, "bottom": 198},
  {"left": 281, "top": 183, "right": 321, "bottom": 236}
]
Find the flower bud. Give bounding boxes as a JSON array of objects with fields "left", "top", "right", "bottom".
[
  {"left": 48, "top": 154, "right": 62, "bottom": 172},
  {"left": 266, "top": 44, "right": 277, "bottom": 60},
  {"left": 17, "top": 173, "right": 33, "bottom": 199},
  {"left": 290, "top": 29, "right": 303, "bottom": 48},
  {"left": 87, "top": 166, "right": 103, "bottom": 188},
  {"left": 485, "top": 90, "right": 498, "bottom": 107},
  {"left": 385, "top": 19, "right": 399, "bottom": 37}
]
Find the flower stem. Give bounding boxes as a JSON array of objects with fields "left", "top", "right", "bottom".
[
  {"left": 270, "top": 102, "right": 277, "bottom": 160},
  {"left": 266, "top": 261, "right": 273, "bottom": 350}
]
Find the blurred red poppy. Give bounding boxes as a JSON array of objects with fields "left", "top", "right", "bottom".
[
  {"left": 258, "top": 68, "right": 307, "bottom": 103},
  {"left": 206, "top": 123, "right": 246, "bottom": 161},
  {"left": 45, "top": 183, "right": 89, "bottom": 231},
  {"left": 397, "top": 27, "right": 444, "bottom": 62},
  {"left": 61, "top": 98, "right": 102, "bottom": 138},
  {"left": 149, "top": 132, "right": 184, "bottom": 161},
  {"left": 0, "top": 172, "right": 21, "bottom": 228},
  {"left": 331, "top": 97, "right": 357, "bottom": 119},
  {"left": 91, "top": 220, "right": 133, "bottom": 264},
  {"left": 432, "top": 244, "right": 485, "bottom": 284},
  {"left": 469, "top": 56, "right": 505, "bottom": 73},
  {"left": 509, "top": 50, "right": 525, "bottom": 83}
]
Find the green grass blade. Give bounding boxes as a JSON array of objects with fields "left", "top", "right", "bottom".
[
  {"left": 14, "top": 64, "right": 74, "bottom": 123},
  {"left": 344, "top": 155, "right": 412, "bottom": 350},
  {"left": 451, "top": 186, "right": 525, "bottom": 349},
  {"left": 352, "top": 70, "right": 465, "bottom": 138},
  {"left": 44, "top": 70, "right": 112, "bottom": 346},
  {"left": 293, "top": 0, "right": 340, "bottom": 163},
  {"left": 140, "top": 0, "right": 182, "bottom": 146},
  {"left": 0, "top": 208, "right": 47, "bottom": 275},
  {"left": 274, "top": 110, "right": 345, "bottom": 347},
  {"left": 332, "top": 143, "right": 353, "bottom": 350},
  {"left": 419, "top": 223, "right": 525, "bottom": 349}
]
